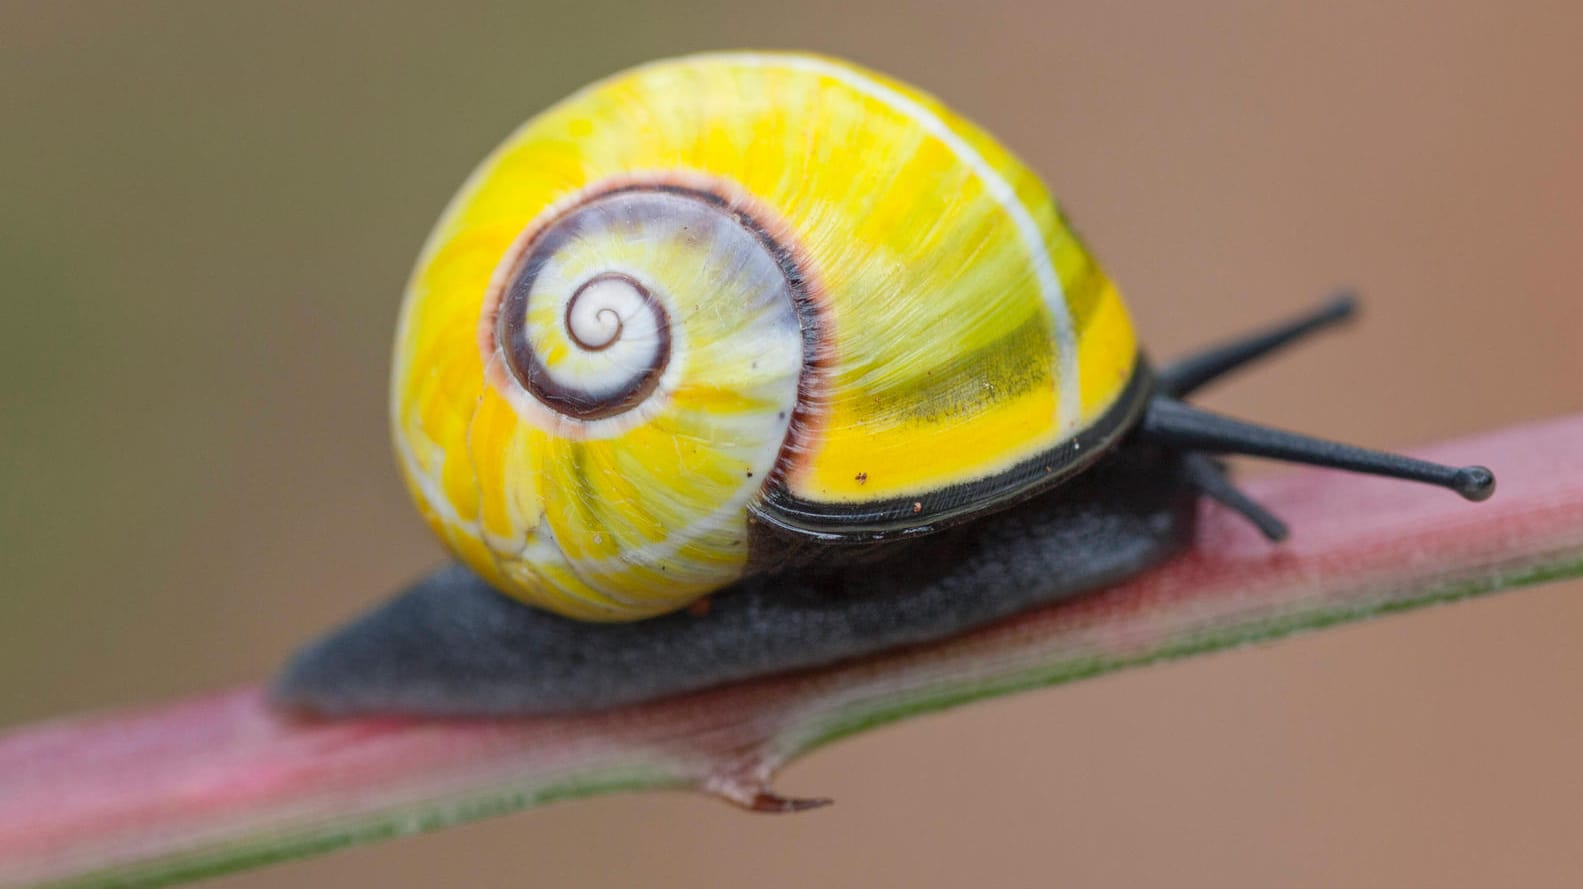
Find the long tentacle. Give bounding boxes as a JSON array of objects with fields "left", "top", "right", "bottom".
[
  {"left": 1155, "top": 293, "right": 1356, "bottom": 397},
  {"left": 1140, "top": 397, "right": 1495, "bottom": 501}
]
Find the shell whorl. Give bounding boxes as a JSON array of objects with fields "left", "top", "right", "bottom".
[
  {"left": 504, "top": 271, "right": 671, "bottom": 419},
  {"left": 490, "top": 191, "right": 685, "bottom": 427},
  {"left": 481, "top": 184, "right": 811, "bottom": 440},
  {"left": 445, "top": 180, "right": 814, "bottom": 619}
]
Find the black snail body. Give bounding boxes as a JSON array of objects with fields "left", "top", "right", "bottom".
[{"left": 271, "top": 54, "right": 1494, "bottom": 717}]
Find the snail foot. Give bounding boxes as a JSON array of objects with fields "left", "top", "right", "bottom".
[{"left": 269, "top": 446, "right": 1196, "bottom": 717}]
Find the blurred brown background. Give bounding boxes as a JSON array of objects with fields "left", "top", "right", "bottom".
[{"left": 3, "top": 1, "right": 1581, "bottom": 886}]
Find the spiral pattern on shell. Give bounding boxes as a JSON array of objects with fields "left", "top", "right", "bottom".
[
  {"left": 437, "top": 179, "right": 813, "bottom": 619},
  {"left": 499, "top": 268, "right": 672, "bottom": 421}
]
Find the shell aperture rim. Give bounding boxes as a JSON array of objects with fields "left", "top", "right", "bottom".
[{"left": 751, "top": 355, "right": 1151, "bottom": 542}]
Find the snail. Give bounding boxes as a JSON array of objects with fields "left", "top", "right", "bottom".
[{"left": 272, "top": 52, "right": 1494, "bottom": 717}]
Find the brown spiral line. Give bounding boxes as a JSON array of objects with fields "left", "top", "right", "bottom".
[
  {"left": 564, "top": 276, "right": 629, "bottom": 352},
  {"left": 497, "top": 257, "right": 672, "bottom": 421}
]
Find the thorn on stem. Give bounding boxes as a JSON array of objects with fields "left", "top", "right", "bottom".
[
  {"left": 747, "top": 790, "right": 834, "bottom": 813},
  {"left": 703, "top": 770, "right": 833, "bottom": 813}
]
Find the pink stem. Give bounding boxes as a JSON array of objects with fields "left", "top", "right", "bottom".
[{"left": 3, "top": 415, "right": 1582, "bottom": 889}]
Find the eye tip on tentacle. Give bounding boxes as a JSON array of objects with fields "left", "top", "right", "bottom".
[
  {"left": 1320, "top": 290, "right": 1360, "bottom": 325},
  {"left": 1454, "top": 465, "right": 1497, "bottom": 502}
]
